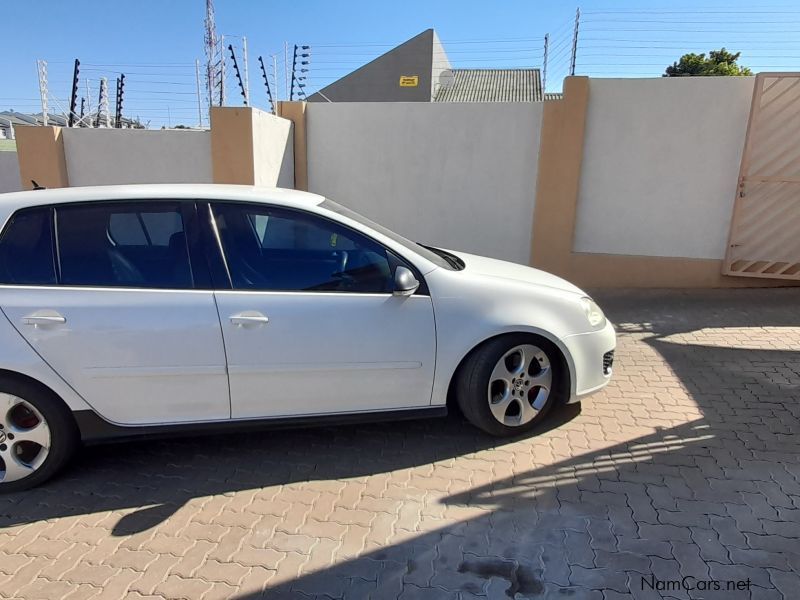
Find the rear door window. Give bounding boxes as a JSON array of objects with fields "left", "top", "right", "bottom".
[
  {"left": 55, "top": 202, "right": 194, "bottom": 289},
  {"left": 0, "top": 207, "right": 57, "bottom": 285}
]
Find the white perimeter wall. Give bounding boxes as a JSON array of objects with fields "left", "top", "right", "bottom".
[
  {"left": 63, "top": 129, "right": 213, "bottom": 187},
  {"left": 252, "top": 111, "right": 294, "bottom": 188},
  {"left": 0, "top": 152, "right": 20, "bottom": 194},
  {"left": 306, "top": 102, "right": 543, "bottom": 265},
  {"left": 574, "top": 77, "right": 755, "bottom": 260}
]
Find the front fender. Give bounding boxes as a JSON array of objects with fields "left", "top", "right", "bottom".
[
  {"left": 439, "top": 325, "right": 579, "bottom": 405},
  {"left": 426, "top": 269, "right": 592, "bottom": 406}
]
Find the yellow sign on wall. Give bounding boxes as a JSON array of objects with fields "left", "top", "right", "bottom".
[{"left": 399, "top": 75, "right": 419, "bottom": 87}]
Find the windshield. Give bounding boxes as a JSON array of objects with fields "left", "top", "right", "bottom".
[{"left": 320, "top": 199, "right": 463, "bottom": 270}]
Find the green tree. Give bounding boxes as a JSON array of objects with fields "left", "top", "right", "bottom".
[{"left": 664, "top": 48, "right": 752, "bottom": 77}]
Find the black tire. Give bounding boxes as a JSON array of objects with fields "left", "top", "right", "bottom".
[
  {"left": 0, "top": 377, "right": 78, "bottom": 493},
  {"left": 456, "top": 334, "right": 564, "bottom": 437}
]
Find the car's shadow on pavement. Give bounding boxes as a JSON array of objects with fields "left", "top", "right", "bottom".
[
  {"left": 0, "top": 402, "right": 582, "bottom": 536},
  {"left": 227, "top": 288, "right": 800, "bottom": 599}
]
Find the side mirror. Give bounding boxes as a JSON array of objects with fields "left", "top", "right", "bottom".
[{"left": 393, "top": 266, "right": 419, "bottom": 296}]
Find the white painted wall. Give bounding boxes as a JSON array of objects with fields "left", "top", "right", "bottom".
[
  {"left": 63, "top": 128, "right": 213, "bottom": 186},
  {"left": 306, "top": 102, "right": 543, "bottom": 265},
  {"left": 430, "top": 31, "right": 452, "bottom": 100},
  {"left": 252, "top": 111, "right": 294, "bottom": 188},
  {"left": 0, "top": 152, "right": 20, "bottom": 194},
  {"left": 574, "top": 77, "right": 754, "bottom": 260}
]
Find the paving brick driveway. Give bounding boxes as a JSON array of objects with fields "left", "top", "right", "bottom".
[{"left": 1, "top": 288, "right": 799, "bottom": 599}]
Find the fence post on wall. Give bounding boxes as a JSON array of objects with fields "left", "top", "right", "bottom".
[
  {"left": 36, "top": 60, "right": 49, "bottom": 126},
  {"left": 570, "top": 8, "right": 580, "bottom": 76},
  {"left": 68, "top": 59, "right": 80, "bottom": 127},
  {"left": 258, "top": 56, "right": 276, "bottom": 114},
  {"left": 543, "top": 34, "right": 549, "bottom": 92},
  {"left": 195, "top": 59, "right": 204, "bottom": 127}
]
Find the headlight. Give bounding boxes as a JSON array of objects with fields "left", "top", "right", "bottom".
[{"left": 580, "top": 297, "right": 606, "bottom": 328}]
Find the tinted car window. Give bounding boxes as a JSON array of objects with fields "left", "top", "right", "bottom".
[
  {"left": 320, "top": 199, "right": 464, "bottom": 270},
  {"left": 108, "top": 213, "right": 148, "bottom": 245},
  {"left": 56, "top": 202, "right": 193, "bottom": 288},
  {"left": 213, "top": 203, "right": 393, "bottom": 292},
  {"left": 0, "top": 207, "right": 57, "bottom": 285}
]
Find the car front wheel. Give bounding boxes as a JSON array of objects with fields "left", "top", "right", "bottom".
[
  {"left": 456, "top": 335, "right": 563, "bottom": 437},
  {"left": 0, "top": 378, "right": 78, "bottom": 493}
]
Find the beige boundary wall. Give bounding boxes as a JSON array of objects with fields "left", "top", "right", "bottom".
[
  {"left": 13, "top": 107, "right": 293, "bottom": 191},
  {"left": 10, "top": 81, "right": 797, "bottom": 288},
  {"left": 531, "top": 76, "right": 793, "bottom": 288},
  {"left": 290, "top": 79, "right": 789, "bottom": 287}
]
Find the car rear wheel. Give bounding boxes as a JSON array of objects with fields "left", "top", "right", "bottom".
[
  {"left": 456, "top": 335, "right": 561, "bottom": 437},
  {"left": 0, "top": 378, "right": 78, "bottom": 493}
]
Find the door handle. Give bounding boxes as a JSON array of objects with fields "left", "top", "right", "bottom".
[
  {"left": 23, "top": 311, "right": 66, "bottom": 327},
  {"left": 229, "top": 312, "right": 269, "bottom": 327}
]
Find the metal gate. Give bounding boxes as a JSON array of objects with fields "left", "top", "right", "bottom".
[{"left": 724, "top": 72, "right": 800, "bottom": 280}]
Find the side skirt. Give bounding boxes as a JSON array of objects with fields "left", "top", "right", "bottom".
[{"left": 74, "top": 406, "right": 449, "bottom": 445}]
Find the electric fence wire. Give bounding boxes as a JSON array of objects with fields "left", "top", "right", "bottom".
[{"left": 14, "top": 5, "right": 800, "bottom": 128}]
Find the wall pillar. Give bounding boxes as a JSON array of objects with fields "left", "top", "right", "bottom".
[
  {"left": 530, "top": 76, "right": 589, "bottom": 275},
  {"left": 277, "top": 101, "right": 308, "bottom": 191},
  {"left": 210, "top": 106, "right": 295, "bottom": 188},
  {"left": 210, "top": 107, "right": 257, "bottom": 184},
  {"left": 14, "top": 126, "right": 69, "bottom": 190}
]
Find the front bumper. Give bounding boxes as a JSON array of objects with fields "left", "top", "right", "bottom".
[{"left": 561, "top": 319, "right": 616, "bottom": 403}]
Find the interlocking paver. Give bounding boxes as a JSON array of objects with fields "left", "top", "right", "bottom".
[
  {"left": 744, "top": 532, "right": 799, "bottom": 554},
  {"left": 153, "top": 574, "right": 213, "bottom": 600},
  {"left": 571, "top": 564, "right": 628, "bottom": 593},
  {"left": 1, "top": 288, "right": 799, "bottom": 598},
  {"left": 594, "top": 548, "right": 650, "bottom": 574},
  {"left": 16, "top": 577, "right": 77, "bottom": 600},
  {"left": 708, "top": 561, "right": 773, "bottom": 589}
]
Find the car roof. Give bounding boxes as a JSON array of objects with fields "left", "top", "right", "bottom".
[{"left": 0, "top": 184, "right": 326, "bottom": 210}]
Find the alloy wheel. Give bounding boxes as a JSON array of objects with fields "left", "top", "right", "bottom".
[
  {"left": 487, "top": 344, "right": 552, "bottom": 427},
  {"left": 0, "top": 394, "right": 51, "bottom": 484}
]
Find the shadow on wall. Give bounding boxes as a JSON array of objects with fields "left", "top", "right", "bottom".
[{"left": 278, "top": 130, "right": 294, "bottom": 188}]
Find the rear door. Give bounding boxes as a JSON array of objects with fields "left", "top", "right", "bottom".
[
  {"left": 207, "top": 201, "right": 437, "bottom": 419},
  {"left": 0, "top": 201, "right": 230, "bottom": 425}
]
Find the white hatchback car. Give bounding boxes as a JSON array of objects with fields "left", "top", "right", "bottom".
[{"left": 0, "top": 185, "right": 614, "bottom": 491}]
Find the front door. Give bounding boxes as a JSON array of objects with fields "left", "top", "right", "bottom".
[
  {"left": 208, "top": 202, "right": 436, "bottom": 419},
  {"left": 0, "top": 202, "right": 229, "bottom": 425}
]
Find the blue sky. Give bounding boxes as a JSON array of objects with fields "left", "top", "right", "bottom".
[{"left": 3, "top": 1, "right": 799, "bottom": 127}]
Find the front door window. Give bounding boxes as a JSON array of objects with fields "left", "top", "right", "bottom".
[{"left": 211, "top": 203, "right": 394, "bottom": 293}]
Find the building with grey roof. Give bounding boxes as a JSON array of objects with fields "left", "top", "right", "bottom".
[
  {"left": 307, "top": 29, "right": 543, "bottom": 103},
  {"left": 433, "top": 68, "right": 542, "bottom": 103}
]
